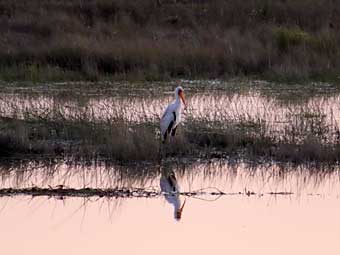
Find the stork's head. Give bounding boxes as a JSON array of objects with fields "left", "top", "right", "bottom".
[
  {"left": 174, "top": 199, "right": 186, "bottom": 221},
  {"left": 175, "top": 86, "right": 186, "bottom": 107}
]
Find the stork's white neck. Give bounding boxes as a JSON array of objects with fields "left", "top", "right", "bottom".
[{"left": 175, "top": 93, "right": 182, "bottom": 106}]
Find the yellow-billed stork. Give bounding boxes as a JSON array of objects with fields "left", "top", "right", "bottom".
[{"left": 160, "top": 86, "right": 186, "bottom": 142}]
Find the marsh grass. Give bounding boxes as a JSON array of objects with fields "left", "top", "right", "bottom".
[
  {"left": 0, "top": 0, "right": 340, "bottom": 82},
  {"left": 1, "top": 87, "right": 340, "bottom": 164},
  {"left": 1, "top": 113, "right": 340, "bottom": 164},
  {"left": 0, "top": 117, "right": 161, "bottom": 161}
]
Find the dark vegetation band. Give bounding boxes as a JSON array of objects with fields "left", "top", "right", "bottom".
[{"left": 0, "top": 0, "right": 339, "bottom": 81}]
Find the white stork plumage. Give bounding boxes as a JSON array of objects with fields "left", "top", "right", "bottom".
[
  {"left": 160, "top": 86, "right": 186, "bottom": 142},
  {"left": 160, "top": 169, "right": 186, "bottom": 221}
]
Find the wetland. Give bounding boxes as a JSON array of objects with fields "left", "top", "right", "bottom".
[
  {"left": 2, "top": 1, "right": 340, "bottom": 253},
  {"left": 1, "top": 79, "right": 340, "bottom": 255}
]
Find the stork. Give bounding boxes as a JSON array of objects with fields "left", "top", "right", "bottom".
[{"left": 160, "top": 86, "right": 186, "bottom": 143}]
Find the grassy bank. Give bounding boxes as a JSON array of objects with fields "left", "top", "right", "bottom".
[
  {"left": 1, "top": 115, "right": 340, "bottom": 164},
  {"left": 0, "top": 0, "right": 339, "bottom": 82}
]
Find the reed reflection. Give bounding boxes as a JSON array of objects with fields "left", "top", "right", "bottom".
[{"left": 0, "top": 159, "right": 339, "bottom": 200}]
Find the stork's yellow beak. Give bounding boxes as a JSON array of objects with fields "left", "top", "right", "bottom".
[
  {"left": 175, "top": 199, "right": 186, "bottom": 220},
  {"left": 179, "top": 90, "right": 186, "bottom": 107}
]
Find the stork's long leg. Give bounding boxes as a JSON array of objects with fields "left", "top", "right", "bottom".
[{"left": 171, "top": 126, "right": 177, "bottom": 136}]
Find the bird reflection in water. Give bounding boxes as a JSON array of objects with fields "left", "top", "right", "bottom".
[{"left": 160, "top": 168, "right": 186, "bottom": 221}]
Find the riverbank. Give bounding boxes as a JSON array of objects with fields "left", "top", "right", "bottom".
[{"left": 0, "top": 0, "right": 339, "bottom": 83}]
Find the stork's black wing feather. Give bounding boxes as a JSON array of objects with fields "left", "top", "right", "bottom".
[{"left": 163, "top": 112, "right": 177, "bottom": 141}]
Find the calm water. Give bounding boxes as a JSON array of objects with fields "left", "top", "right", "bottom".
[
  {"left": 1, "top": 195, "right": 340, "bottom": 255},
  {"left": 0, "top": 161, "right": 340, "bottom": 255},
  {"left": 1, "top": 81, "right": 340, "bottom": 254}
]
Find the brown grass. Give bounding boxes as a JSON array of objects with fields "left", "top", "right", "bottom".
[
  {"left": 1, "top": 114, "right": 340, "bottom": 164},
  {"left": 0, "top": 0, "right": 339, "bottom": 81}
]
